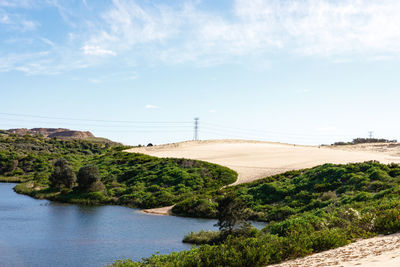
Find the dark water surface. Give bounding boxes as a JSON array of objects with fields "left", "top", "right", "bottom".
[{"left": 0, "top": 183, "right": 223, "bottom": 267}]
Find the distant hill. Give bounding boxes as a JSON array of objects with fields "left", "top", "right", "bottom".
[
  {"left": 332, "top": 138, "right": 397, "bottom": 146},
  {"left": 6, "top": 128, "right": 95, "bottom": 139}
]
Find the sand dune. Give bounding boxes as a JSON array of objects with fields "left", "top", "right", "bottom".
[
  {"left": 270, "top": 233, "right": 400, "bottom": 267},
  {"left": 126, "top": 140, "right": 400, "bottom": 186}
]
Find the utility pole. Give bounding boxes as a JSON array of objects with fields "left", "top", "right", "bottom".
[
  {"left": 369, "top": 131, "right": 374, "bottom": 139},
  {"left": 194, "top": 117, "right": 199, "bottom": 141}
]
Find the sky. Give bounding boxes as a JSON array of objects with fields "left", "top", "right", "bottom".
[{"left": 1, "top": 0, "right": 400, "bottom": 145}]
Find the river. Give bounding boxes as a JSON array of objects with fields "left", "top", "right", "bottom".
[{"left": 0, "top": 183, "right": 224, "bottom": 266}]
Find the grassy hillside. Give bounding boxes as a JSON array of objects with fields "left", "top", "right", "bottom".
[
  {"left": 116, "top": 161, "right": 400, "bottom": 266},
  {"left": 0, "top": 133, "right": 237, "bottom": 208},
  {"left": 0, "top": 133, "right": 115, "bottom": 183}
]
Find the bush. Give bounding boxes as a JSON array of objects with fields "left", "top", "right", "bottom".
[
  {"left": 310, "top": 228, "right": 349, "bottom": 252},
  {"left": 374, "top": 208, "right": 400, "bottom": 234},
  {"left": 49, "top": 159, "right": 76, "bottom": 190},
  {"left": 77, "top": 165, "right": 104, "bottom": 193},
  {"left": 183, "top": 231, "right": 221, "bottom": 245},
  {"left": 173, "top": 197, "right": 217, "bottom": 218}
]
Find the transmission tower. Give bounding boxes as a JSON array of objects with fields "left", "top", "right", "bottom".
[
  {"left": 194, "top": 117, "right": 199, "bottom": 141},
  {"left": 368, "top": 131, "right": 374, "bottom": 139}
]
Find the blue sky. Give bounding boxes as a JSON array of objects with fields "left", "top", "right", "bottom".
[{"left": 1, "top": 0, "right": 400, "bottom": 145}]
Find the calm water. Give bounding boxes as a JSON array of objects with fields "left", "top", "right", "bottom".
[{"left": 0, "top": 183, "right": 222, "bottom": 267}]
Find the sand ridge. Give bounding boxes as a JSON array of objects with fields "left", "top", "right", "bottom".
[{"left": 126, "top": 139, "right": 400, "bottom": 186}]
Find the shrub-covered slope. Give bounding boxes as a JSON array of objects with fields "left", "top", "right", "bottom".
[
  {"left": 118, "top": 161, "right": 400, "bottom": 267},
  {"left": 0, "top": 133, "right": 237, "bottom": 208},
  {"left": 0, "top": 133, "right": 114, "bottom": 182}
]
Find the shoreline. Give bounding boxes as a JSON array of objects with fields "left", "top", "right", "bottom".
[
  {"left": 10, "top": 182, "right": 177, "bottom": 217},
  {"left": 140, "top": 205, "right": 174, "bottom": 216}
]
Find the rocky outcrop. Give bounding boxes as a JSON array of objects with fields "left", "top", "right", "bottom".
[{"left": 7, "top": 128, "right": 95, "bottom": 139}]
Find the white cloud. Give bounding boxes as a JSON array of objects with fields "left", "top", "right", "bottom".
[
  {"left": 5, "top": 0, "right": 400, "bottom": 75},
  {"left": 297, "top": 89, "right": 311, "bottom": 94},
  {"left": 145, "top": 104, "right": 160, "bottom": 109},
  {"left": 209, "top": 109, "right": 216, "bottom": 113},
  {"left": 79, "top": 0, "right": 400, "bottom": 65},
  {"left": 82, "top": 45, "right": 116, "bottom": 56},
  {"left": 0, "top": 8, "right": 38, "bottom": 31},
  {"left": 0, "top": 0, "right": 35, "bottom": 8}
]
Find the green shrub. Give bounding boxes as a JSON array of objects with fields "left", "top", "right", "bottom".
[
  {"left": 183, "top": 231, "right": 220, "bottom": 245},
  {"left": 374, "top": 208, "right": 400, "bottom": 234}
]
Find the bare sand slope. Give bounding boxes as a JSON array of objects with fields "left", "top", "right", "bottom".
[
  {"left": 270, "top": 233, "right": 400, "bottom": 267},
  {"left": 126, "top": 140, "right": 400, "bottom": 186},
  {"left": 331, "top": 143, "right": 400, "bottom": 157}
]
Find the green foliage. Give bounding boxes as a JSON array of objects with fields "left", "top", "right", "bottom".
[
  {"left": 215, "top": 193, "right": 250, "bottom": 237},
  {"left": 77, "top": 165, "right": 104, "bottom": 192},
  {"left": 183, "top": 230, "right": 221, "bottom": 245},
  {"left": 117, "top": 161, "right": 400, "bottom": 266},
  {"left": 333, "top": 138, "right": 397, "bottom": 145},
  {"left": 1, "top": 132, "right": 237, "bottom": 209},
  {"left": 88, "top": 152, "right": 237, "bottom": 208},
  {"left": 374, "top": 208, "right": 400, "bottom": 234},
  {"left": 49, "top": 158, "right": 76, "bottom": 189},
  {"left": 173, "top": 197, "right": 218, "bottom": 218}
]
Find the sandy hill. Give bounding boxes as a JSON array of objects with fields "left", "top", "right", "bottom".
[
  {"left": 7, "top": 128, "right": 95, "bottom": 139},
  {"left": 126, "top": 139, "right": 400, "bottom": 185}
]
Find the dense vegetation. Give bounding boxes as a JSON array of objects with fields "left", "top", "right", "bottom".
[
  {"left": 0, "top": 133, "right": 237, "bottom": 208},
  {"left": 5, "top": 132, "right": 400, "bottom": 266},
  {"left": 332, "top": 137, "right": 397, "bottom": 146},
  {"left": 0, "top": 133, "right": 114, "bottom": 183},
  {"left": 115, "top": 161, "right": 400, "bottom": 266}
]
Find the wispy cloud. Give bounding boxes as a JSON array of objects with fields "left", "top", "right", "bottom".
[
  {"left": 0, "top": 8, "right": 39, "bottom": 31},
  {"left": 84, "top": 0, "right": 400, "bottom": 65},
  {"left": 0, "top": 0, "right": 36, "bottom": 8},
  {"left": 82, "top": 45, "right": 116, "bottom": 56},
  {"left": 145, "top": 104, "right": 160, "bottom": 109},
  {"left": 3, "top": 0, "right": 400, "bottom": 75}
]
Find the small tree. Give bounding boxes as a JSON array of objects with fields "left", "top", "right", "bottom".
[
  {"left": 49, "top": 158, "right": 76, "bottom": 190},
  {"left": 215, "top": 193, "right": 250, "bottom": 238},
  {"left": 77, "top": 165, "right": 104, "bottom": 192}
]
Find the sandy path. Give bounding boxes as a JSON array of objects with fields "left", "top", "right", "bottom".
[
  {"left": 270, "top": 233, "right": 400, "bottom": 267},
  {"left": 126, "top": 140, "right": 400, "bottom": 186}
]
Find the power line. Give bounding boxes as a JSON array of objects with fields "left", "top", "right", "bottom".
[
  {"left": 194, "top": 117, "right": 199, "bottom": 141},
  {"left": 0, "top": 117, "right": 192, "bottom": 129},
  {"left": 202, "top": 122, "right": 357, "bottom": 138},
  {"left": 0, "top": 111, "right": 366, "bottom": 143},
  {"left": 0, "top": 112, "right": 191, "bottom": 124}
]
